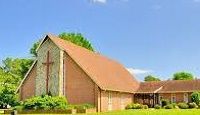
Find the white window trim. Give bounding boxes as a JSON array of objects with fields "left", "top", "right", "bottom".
[
  {"left": 108, "top": 91, "right": 112, "bottom": 111},
  {"left": 184, "top": 93, "right": 188, "bottom": 103},
  {"left": 159, "top": 96, "right": 163, "bottom": 105},
  {"left": 171, "top": 94, "right": 176, "bottom": 103},
  {"left": 63, "top": 59, "right": 65, "bottom": 96},
  {"left": 120, "top": 93, "right": 125, "bottom": 109}
]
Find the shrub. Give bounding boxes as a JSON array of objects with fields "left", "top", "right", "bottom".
[
  {"left": 171, "top": 103, "right": 177, "bottom": 108},
  {"left": 74, "top": 103, "right": 94, "bottom": 110},
  {"left": 125, "top": 104, "right": 133, "bottom": 109},
  {"left": 125, "top": 103, "right": 143, "bottom": 109},
  {"left": 143, "top": 105, "right": 148, "bottom": 109},
  {"left": 164, "top": 104, "right": 173, "bottom": 109},
  {"left": 132, "top": 103, "right": 143, "bottom": 109},
  {"left": 154, "top": 104, "right": 161, "bottom": 109},
  {"left": 161, "top": 99, "right": 169, "bottom": 107},
  {"left": 188, "top": 102, "right": 198, "bottom": 109},
  {"left": 177, "top": 103, "right": 189, "bottom": 109},
  {"left": 22, "top": 95, "right": 67, "bottom": 110},
  {"left": 191, "top": 92, "right": 200, "bottom": 105}
]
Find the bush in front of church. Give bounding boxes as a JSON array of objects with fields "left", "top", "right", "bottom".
[{"left": 22, "top": 95, "right": 68, "bottom": 110}]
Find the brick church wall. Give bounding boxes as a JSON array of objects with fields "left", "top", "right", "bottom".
[
  {"left": 100, "top": 91, "right": 133, "bottom": 112},
  {"left": 64, "top": 53, "right": 96, "bottom": 105},
  {"left": 159, "top": 92, "right": 192, "bottom": 103},
  {"left": 20, "top": 64, "right": 37, "bottom": 100}
]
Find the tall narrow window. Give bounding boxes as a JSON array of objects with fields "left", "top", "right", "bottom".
[
  {"left": 120, "top": 93, "right": 125, "bottom": 109},
  {"left": 171, "top": 94, "right": 176, "bottom": 103},
  {"left": 108, "top": 91, "right": 112, "bottom": 111},
  {"left": 62, "top": 59, "right": 65, "bottom": 96},
  {"left": 159, "top": 96, "right": 163, "bottom": 105},
  {"left": 184, "top": 93, "right": 188, "bottom": 103}
]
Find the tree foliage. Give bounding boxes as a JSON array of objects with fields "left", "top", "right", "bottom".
[
  {"left": 0, "top": 69, "right": 19, "bottom": 108},
  {"left": 2, "top": 58, "right": 33, "bottom": 79},
  {"left": 30, "top": 40, "right": 41, "bottom": 57},
  {"left": 173, "top": 72, "right": 194, "bottom": 80},
  {"left": 144, "top": 75, "right": 160, "bottom": 82},
  {"left": 59, "top": 32, "right": 94, "bottom": 51},
  {"left": 191, "top": 92, "right": 200, "bottom": 105},
  {"left": 30, "top": 32, "right": 95, "bottom": 57}
]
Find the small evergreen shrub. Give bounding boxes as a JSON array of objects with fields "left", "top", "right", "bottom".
[
  {"left": 161, "top": 99, "right": 169, "bottom": 107},
  {"left": 22, "top": 95, "right": 67, "bottom": 110},
  {"left": 154, "top": 104, "right": 161, "bottom": 109},
  {"left": 188, "top": 102, "right": 198, "bottom": 109},
  {"left": 164, "top": 104, "right": 173, "bottom": 109},
  {"left": 177, "top": 103, "right": 189, "bottom": 109},
  {"left": 143, "top": 105, "right": 148, "bottom": 109}
]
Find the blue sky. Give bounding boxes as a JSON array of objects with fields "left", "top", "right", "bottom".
[{"left": 1, "top": 0, "right": 200, "bottom": 81}]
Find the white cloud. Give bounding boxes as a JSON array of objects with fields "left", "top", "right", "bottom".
[
  {"left": 92, "top": 0, "right": 107, "bottom": 4},
  {"left": 127, "top": 68, "right": 153, "bottom": 75}
]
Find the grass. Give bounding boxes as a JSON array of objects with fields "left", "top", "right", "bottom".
[{"left": 89, "top": 109, "right": 200, "bottom": 115}]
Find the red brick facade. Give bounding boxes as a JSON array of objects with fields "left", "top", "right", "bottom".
[{"left": 19, "top": 64, "right": 37, "bottom": 100}]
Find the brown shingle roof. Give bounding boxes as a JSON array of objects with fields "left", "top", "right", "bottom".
[
  {"left": 47, "top": 34, "right": 140, "bottom": 93},
  {"left": 158, "top": 79, "right": 200, "bottom": 93},
  {"left": 136, "top": 79, "right": 200, "bottom": 93},
  {"left": 136, "top": 81, "right": 166, "bottom": 93}
]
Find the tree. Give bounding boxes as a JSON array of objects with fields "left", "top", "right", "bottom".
[
  {"left": 144, "top": 75, "right": 160, "bottom": 82},
  {"left": 59, "top": 32, "right": 94, "bottom": 51},
  {"left": 172, "top": 72, "right": 194, "bottom": 80},
  {"left": 30, "top": 40, "right": 41, "bottom": 57},
  {"left": 0, "top": 69, "right": 19, "bottom": 108},
  {"left": 2, "top": 58, "right": 33, "bottom": 80},
  {"left": 30, "top": 32, "right": 95, "bottom": 57}
]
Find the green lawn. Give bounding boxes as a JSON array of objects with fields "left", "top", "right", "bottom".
[{"left": 90, "top": 109, "right": 200, "bottom": 115}]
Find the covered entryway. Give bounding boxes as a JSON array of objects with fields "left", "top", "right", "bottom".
[{"left": 134, "top": 93, "right": 159, "bottom": 107}]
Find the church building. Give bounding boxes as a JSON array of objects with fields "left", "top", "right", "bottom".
[{"left": 16, "top": 34, "right": 200, "bottom": 112}]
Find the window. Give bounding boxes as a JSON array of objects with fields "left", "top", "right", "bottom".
[
  {"left": 108, "top": 92, "right": 112, "bottom": 110},
  {"left": 159, "top": 96, "right": 163, "bottom": 105},
  {"left": 171, "top": 94, "right": 176, "bottom": 103},
  {"left": 120, "top": 94, "right": 125, "bottom": 109},
  {"left": 184, "top": 93, "right": 188, "bottom": 103},
  {"left": 62, "top": 59, "right": 65, "bottom": 96},
  {"left": 108, "top": 92, "right": 112, "bottom": 104}
]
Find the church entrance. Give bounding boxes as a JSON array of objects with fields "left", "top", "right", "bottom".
[{"left": 134, "top": 93, "right": 159, "bottom": 107}]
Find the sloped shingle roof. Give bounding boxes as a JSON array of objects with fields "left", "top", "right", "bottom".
[
  {"left": 47, "top": 34, "right": 140, "bottom": 93},
  {"left": 136, "top": 79, "right": 200, "bottom": 93}
]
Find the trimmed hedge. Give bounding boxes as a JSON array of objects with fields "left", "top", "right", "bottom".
[
  {"left": 154, "top": 104, "right": 161, "bottom": 109},
  {"left": 143, "top": 105, "right": 148, "bottom": 109},
  {"left": 188, "top": 102, "right": 198, "bottom": 109},
  {"left": 164, "top": 104, "right": 173, "bottom": 109},
  {"left": 125, "top": 103, "right": 144, "bottom": 109},
  {"left": 177, "top": 103, "right": 189, "bottom": 109}
]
